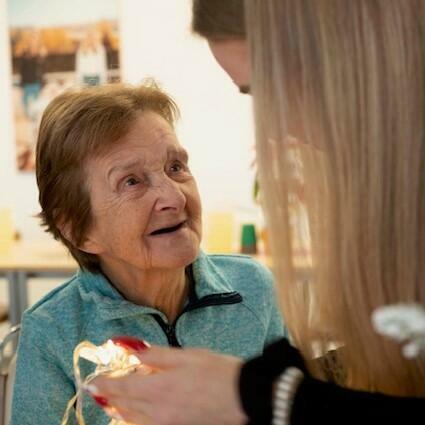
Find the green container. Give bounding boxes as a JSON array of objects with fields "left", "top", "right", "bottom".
[{"left": 240, "top": 223, "right": 257, "bottom": 255}]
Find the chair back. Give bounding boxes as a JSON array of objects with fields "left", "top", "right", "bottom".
[{"left": 0, "top": 325, "right": 21, "bottom": 425}]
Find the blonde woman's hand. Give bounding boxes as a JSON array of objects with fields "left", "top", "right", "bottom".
[{"left": 89, "top": 345, "right": 248, "bottom": 425}]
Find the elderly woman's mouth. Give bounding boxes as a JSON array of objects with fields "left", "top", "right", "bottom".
[{"left": 149, "top": 221, "right": 187, "bottom": 236}]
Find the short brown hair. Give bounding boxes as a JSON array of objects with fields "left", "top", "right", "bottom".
[
  {"left": 192, "top": 0, "right": 245, "bottom": 40},
  {"left": 36, "top": 83, "right": 179, "bottom": 272}
]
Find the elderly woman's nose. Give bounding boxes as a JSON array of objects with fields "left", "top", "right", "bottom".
[{"left": 153, "top": 179, "right": 186, "bottom": 212}]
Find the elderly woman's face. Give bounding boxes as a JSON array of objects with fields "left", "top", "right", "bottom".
[{"left": 82, "top": 112, "right": 202, "bottom": 271}]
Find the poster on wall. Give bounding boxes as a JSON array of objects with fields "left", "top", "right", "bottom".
[{"left": 8, "top": 0, "right": 121, "bottom": 171}]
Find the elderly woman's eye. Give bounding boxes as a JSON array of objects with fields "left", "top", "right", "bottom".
[
  {"left": 169, "top": 161, "right": 184, "bottom": 173},
  {"left": 124, "top": 177, "right": 140, "bottom": 187}
]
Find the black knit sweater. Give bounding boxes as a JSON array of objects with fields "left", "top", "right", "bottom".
[{"left": 239, "top": 338, "right": 424, "bottom": 424}]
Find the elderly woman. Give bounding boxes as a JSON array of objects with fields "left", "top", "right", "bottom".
[{"left": 10, "top": 83, "right": 285, "bottom": 425}]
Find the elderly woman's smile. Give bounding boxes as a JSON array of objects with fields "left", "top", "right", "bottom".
[{"left": 148, "top": 220, "right": 186, "bottom": 235}]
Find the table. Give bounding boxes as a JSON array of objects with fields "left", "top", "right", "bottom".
[
  {"left": 0, "top": 241, "right": 77, "bottom": 326},
  {"left": 0, "top": 241, "right": 311, "bottom": 327}
]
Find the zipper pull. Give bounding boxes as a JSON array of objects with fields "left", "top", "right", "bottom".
[{"left": 166, "top": 324, "right": 181, "bottom": 347}]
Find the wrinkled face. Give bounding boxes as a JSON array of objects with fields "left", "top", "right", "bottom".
[
  {"left": 82, "top": 112, "right": 202, "bottom": 272},
  {"left": 208, "top": 38, "right": 251, "bottom": 94}
]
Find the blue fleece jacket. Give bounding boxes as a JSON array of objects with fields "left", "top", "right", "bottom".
[{"left": 11, "top": 252, "right": 285, "bottom": 424}]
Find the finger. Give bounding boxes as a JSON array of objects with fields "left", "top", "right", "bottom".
[
  {"left": 88, "top": 372, "right": 147, "bottom": 398},
  {"left": 116, "top": 408, "right": 153, "bottom": 425},
  {"left": 106, "top": 398, "right": 154, "bottom": 425},
  {"left": 111, "top": 336, "right": 150, "bottom": 353},
  {"left": 89, "top": 367, "right": 172, "bottom": 400},
  {"left": 100, "top": 402, "right": 153, "bottom": 425},
  {"left": 134, "top": 345, "right": 195, "bottom": 369},
  {"left": 111, "top": 396, "right": 151, "bottom": 416}
]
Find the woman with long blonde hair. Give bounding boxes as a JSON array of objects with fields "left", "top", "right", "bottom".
[
  {"left": 90, "top": 1, "right": 425, "bottom": 423},
  {"left": 249, "top": 0, "right": 425, "bottom": 394}
]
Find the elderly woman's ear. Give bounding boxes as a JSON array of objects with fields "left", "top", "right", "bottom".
[
  {"left": 75, "top": 237, "right": 103, "bottom": 256},
  {"left": 57, "top": 219, "right": 102, "bottom": 255},
  {"left": 56, "top": 218, "right": 74, "bottom": 245}
]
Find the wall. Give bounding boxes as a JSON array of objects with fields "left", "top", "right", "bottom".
[
  {"left": 1, "top": 0, "right": 42, "bottom": 239},
  {"left": 0, "top": 0, "right": 259, "bottom": 241}
]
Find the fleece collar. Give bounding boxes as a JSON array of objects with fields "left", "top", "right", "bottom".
[{"left": 76, "top": 251, "right": 237, "bottom": 321}]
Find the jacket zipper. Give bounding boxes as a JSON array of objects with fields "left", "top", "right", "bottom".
[{"left": 151, "top": 292, "right": 243, "bottom": 347}]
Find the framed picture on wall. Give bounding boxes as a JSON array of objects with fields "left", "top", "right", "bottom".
[{"left": 8, "top": 0, "right": 121, "bottom": 171}]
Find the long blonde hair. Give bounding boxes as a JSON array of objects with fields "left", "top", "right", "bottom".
[{"left": 246, "top": 0, "right": 425, "bottom": 395}]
